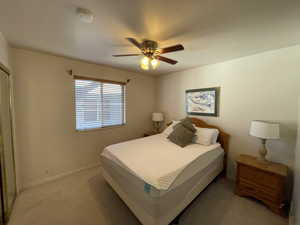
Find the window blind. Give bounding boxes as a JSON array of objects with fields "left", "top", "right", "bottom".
[{"left": 74, "top": 78, "right": 125, "bottom": 131}]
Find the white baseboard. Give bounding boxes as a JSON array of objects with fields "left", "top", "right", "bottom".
[{"left": 21, "top": 162, "right": 101, "bottom": 192}]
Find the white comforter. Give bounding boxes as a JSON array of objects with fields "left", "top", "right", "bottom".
[{"left": 101, "top": 134, "right": 221, "bottom": 190}]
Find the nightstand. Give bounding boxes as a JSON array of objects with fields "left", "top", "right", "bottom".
[
  {"left": 235, "top": 154, "right": 288, "bottom": 216},
  {"left": 143, "top": 131, "right": 159, "bottom": 137}
]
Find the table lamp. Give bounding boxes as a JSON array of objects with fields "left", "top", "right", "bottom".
[
  {"left": 152, "top": 113, "right": 164, "bottom": 133},
  {"left": 249, "top": 120, "right": 280, "bottom": 161}
]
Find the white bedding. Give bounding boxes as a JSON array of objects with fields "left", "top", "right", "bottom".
[{"left": 101, "top": 134, "right": 222, "bottom": 190}]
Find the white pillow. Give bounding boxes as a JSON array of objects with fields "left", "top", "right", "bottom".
[
  {"left": 162, "top": 121, "right": 180, "bottom": 136},
  {"left": 194, "top": 127, "right": 219, "bottom": 146}
]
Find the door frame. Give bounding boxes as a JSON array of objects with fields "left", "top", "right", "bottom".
[{"left": 0, "top": 64, "right": 17, "bottom": 224}]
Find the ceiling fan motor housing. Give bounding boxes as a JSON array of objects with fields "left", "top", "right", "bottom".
[{"left": 141, "top": 40, "right": 159, "bottom": 58}]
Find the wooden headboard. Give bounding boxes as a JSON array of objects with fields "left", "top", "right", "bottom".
[{"left": 168, "top": 117, "right": 230, "bottom": 174}]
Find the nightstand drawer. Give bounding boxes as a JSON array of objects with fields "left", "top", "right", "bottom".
[
  {"left": 239, "top": 178, "right": 280, "bottom": 202},
  {"left": 239, "top": 164, "right": 280, "bottom": 188}
]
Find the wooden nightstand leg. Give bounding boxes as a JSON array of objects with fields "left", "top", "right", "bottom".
[{"left": 268, "top": 203, "right": 284, "bottom": 217}]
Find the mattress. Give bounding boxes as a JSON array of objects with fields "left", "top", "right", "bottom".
[
  {"left": 101, "top": 134, "right": 223, "bottom": 192},
  {"left": 101, "top": 154, "right": 223, "bottom": 225},
  {"left": 100, "top": 135, "right": 224, "bottom": 225}
]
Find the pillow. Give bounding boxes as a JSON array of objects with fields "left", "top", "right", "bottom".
[
  {"left": 173, "top": 117, "right": 196, "bottom": 133},
  {"left": 211, "top": 130, "right": 219, "bottom": 144},
  {"left": 162, "top": 121, "right": 180, "bottom": 136},
  {"left": 167, "top": 124, "right": 195, "bottom": 147},
  {"left": 194, "top": 127, "right": 219, "bottom": 146}
]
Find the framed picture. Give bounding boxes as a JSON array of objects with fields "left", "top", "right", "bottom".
[{"left": 186, "top": 87, "right": 219, "bottom": 117}]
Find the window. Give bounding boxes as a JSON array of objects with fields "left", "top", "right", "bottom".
[{"left": 74, "top": 77, "right": 125, "bottom": 131}]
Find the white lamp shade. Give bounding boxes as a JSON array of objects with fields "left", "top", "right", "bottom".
[
  {"left": 250, "top": 120, "right": 280, "bottom": 139},
  {"left": 152, "top": 113, "right": 164, "bottom": 122}
]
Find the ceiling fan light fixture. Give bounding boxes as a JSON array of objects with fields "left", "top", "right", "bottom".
[
  {"left": 140, "top": 56, "right": 150, "bottom": 70},
  {"left": 151, "top": 58, "right": 159, "bottom": 69}
]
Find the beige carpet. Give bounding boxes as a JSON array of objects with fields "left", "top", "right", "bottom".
[{"left": 8, "top": 167, "right": 288, "bottom": 225}]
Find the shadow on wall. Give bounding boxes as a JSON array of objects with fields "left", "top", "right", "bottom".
[
  {"left": 268, "top": 122, "right": 297, "bottom": 202},
  {"left": 268, "top": 122, "right": 297, "bottom": 166}
]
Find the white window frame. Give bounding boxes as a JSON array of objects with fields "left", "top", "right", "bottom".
[{"left": 74, "top": 76, "right": 126, "bottom": 131}]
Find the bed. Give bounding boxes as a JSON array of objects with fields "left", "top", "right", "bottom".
[{"left": 100, "top": 118, "right": 230, "bottom": 225}]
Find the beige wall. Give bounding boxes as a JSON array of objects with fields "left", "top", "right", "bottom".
[
  {"left": 0, "top": 32, "right": 10, "bottom": 70},
  {"left": 12, "top": 48, "right": 156, "bottom": 190},
  {"left": 157, "top": 45, "right": 300, "bottom": 179}
]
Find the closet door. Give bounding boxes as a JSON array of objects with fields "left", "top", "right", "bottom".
[{"left": 0, "top": 69, "right": 16, "bottom": 223}]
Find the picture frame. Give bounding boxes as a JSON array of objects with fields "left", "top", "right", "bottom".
[{"left": 185, "top": 87, "right": 219, "bottom": 117}]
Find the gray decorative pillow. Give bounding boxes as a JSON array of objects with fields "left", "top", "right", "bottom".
[
  {"left": 173, "top": 117, "right": 196, "bottom": 133},
  {"left": 168, "top": 123, "right": 195, "bottom": 147}
]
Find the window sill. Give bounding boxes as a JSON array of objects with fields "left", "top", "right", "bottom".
[{"left": 76, "top": 124, "right": 126, "bottom": 132}]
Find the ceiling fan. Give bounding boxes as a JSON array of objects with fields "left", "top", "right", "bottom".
[{"left": 113, "top": 38, "right": 184, "bottom": 70}]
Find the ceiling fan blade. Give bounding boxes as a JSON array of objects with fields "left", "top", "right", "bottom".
[
  {"left": 113, "top": 54, "right": 141, "bottom": 57},
  {"left": 160, "top": 44, "right": 184, "bottom": 54},
  {"left": 126, "top": 37, "right": 142, "bottom": 49},
  {"left": 156, "top": 55, "right": 178, "bottom": 65}
]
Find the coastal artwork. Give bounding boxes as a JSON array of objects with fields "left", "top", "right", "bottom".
[{"left": 186, "top": 88, "right": 219, "bottom": 116}]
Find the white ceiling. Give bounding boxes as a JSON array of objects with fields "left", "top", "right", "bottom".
[{"left": 1, "top": 0, "right": 300, "bottom": 75}]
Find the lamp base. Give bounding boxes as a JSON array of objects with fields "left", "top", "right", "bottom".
[
  {"left": 258, "top": 139, "right": 268, "bottom": 161},
  {"left": 153, "top": 121, "right": 161, "bottom": 133}
]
